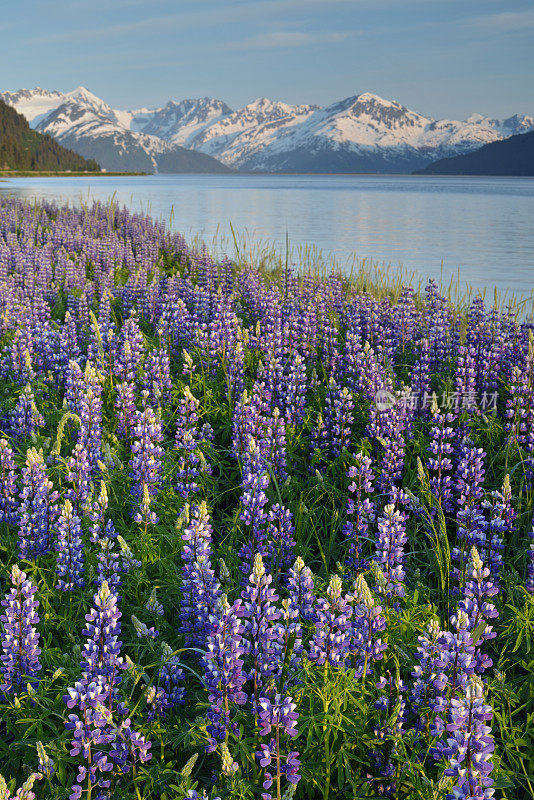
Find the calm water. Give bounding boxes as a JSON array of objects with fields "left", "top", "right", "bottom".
[{"left": 2, "top": 173, "right": 534, "bottom": 302}]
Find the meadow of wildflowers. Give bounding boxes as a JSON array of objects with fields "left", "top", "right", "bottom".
[{"left": 0, "top": 195, "right": 533, "bottom": 800}]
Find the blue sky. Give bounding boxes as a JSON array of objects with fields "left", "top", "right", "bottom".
[{"left": 2, "top": 0, "right": 533, "bottom": 119}]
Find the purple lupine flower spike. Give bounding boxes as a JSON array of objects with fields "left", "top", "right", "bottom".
[
  {"left": 179, "top": 501, "right": 221, "bottom": 645},
  {"left": 0, "top": 564, "right": 41, "bottom": 698},
  {"left": 443, "top": 676, "right": 495, "bottom": 799},
  {"left": 63, "top": 581, "right": 151, "bottom": 799},
  {"left": 351, "top": 574, "right": 387, "bottom": 678},
  {"left": 55, "top": 500, "right": 85, "bottom": 591},
  {"left": 0, "top": 439, "right": 18, "bottom": 525},
  {"left": 129, "top": 391, "right": 163, "bottom": 526},
  {"left": 308, "top": 575, "right": 352, "bottom": 668},
  {"left": 374, "top": 504, "right": 408, "bottom": 601},
  {"left": 256, "top": 693, "right": 301, "bottom": 800},
  {"left": 239, "top": 553, "right": 281, "bottom": 702},
  {"left": 288, "top": 556, "right": 316, "bottom": 622},
  {"left": 175, "top": 386, "right": 210, "bottom": 498},
  {"left": 203, "top": 595, "right": 247, "bottom": 750},
  {"left": 343, "top": 452, "right": 375, "bottom": 573},
  {"left": 18, "top": 447, "right": 59, "bottom": 560}
]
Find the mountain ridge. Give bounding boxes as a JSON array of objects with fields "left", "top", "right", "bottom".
[{"left": 2, "top": 86, "right": 532, "bottom": 174}]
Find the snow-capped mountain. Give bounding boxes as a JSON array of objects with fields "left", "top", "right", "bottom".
[
  {"left": 1, "top": 86, "right": 533, "bottom": 173},
  {"left": 131, "top": 98, "right": 233, "bottom": 146},
  {"left": 0, "top": 87, "right": 231, "bottom": 173}
]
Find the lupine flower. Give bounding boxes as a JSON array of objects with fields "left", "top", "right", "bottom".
[
  {"left": 256, "top": 694, "right": 300, "bottom": 800},
  {"left": 287, "top": 557, "right": 315, "bottom": 622},
  {"left": 153, "top": 641, "right": 186, "bottom": 717},
  {"left": 146, "top": 587, "right": 164, "bottom": 616},
  {"left": 271, "top": 598, "right": 303, "bottom": 690},
  {"left": 95, "top": 525, "right": 123, "bottom": 594},
  {"left": 443, "top": 676, "right": 494, "bottom": 799},
  {"left": 77, "top": 362, "right": 104, "bottom": 470},
  {"left": 238, "top": 439, "right": 270, "bottom": 576},
  {"left": 64, "top": 581, "right": 151, "bottom": 798},
  {"left": 454, "top": 344, "right": 478, "bottom": 421},
  {"left": 115, "top": 316, "right": 145, "bottom": 383},
  {"left": 527, "top": 520, "right": 534, "bottom": 594},
  {"left": 144, "top": 345, "right": 172, "bottom": 408},
  {"left": 321, "top": 378, "right": 354, "bottom": 457},
  {"left": 430, "top": 609, "right": 477, "bottom": 761},
  {"left": 55, "top": 500, "right": 85, "bottom": 591},
  {"left": 179, "top": 502, "right": 221, "bottom": 645},
  {"left": 88, "top": 481, "right": 109, "bottom": 544},
  {"left": 504, "top": 341, "right": 534, "bottom": 452},
  {"left": 117, "top": 535, "right": 142, "bottom": 572},
  {"left": 203, "top": 595, "right": 248, "bottom": 749},
  {"left": 0, "top": 772, "right": 43, "bottom": 800},
  {"left": 219, "top": 558, "right": 230, "bottom": 582},
  {"left": 428, "top": 397, "right": 456, "bottom": 512},
  {"left": 0, "top": 565, "right": 41, "bottom": 697},
  {"left": 17, "top": 447, "right": 59, "bottom": 560},
  {"left": 36, "top": 741, "right": 54, "bottom": 778},
  {"left": 116, "top": 378, "right": 137, "bottom": 440},
  {"left": 481, "top": 474, "right": 515, "bottom": 587},
  {"left": 9, "top": 384, "right": 44, "bottom": 439},
  {"left": 343, "top": 453, "right": 375, "bottom": 572},
  {"left": 175, "top": 386, "right": 205, "bottom": 498},
  {"left": 266, "top": 504, "right": 296, "bottom": 584},
  {"left": 410, "top": 618, "right": 443, "bottom": 722},
  {"left": 374, "top": 406, "right": 407, "bottom": 494},
  {"left": 374, "top": 504, "right": 408, "bottom": 601},
  {"left": 409, "top": 337, "right": 432, "bottom": 416},
  {"left": 129, "top": 392, "right": 163, "bottom": 526},
  {"left": 65, "top": 441, "right": 92, "bottom": 516},
  {"left": 220, "top": 742, "right": 239, "bottom": 777},
  {"left": 283, "top": 351, "right": 307, "bottom": 425},
  {"left": 369, "top": 672, "right": 407, "bottom": 797},
  {"left": 0, "top": 439, "right": 18, "bottom": 525},
  {"left": 240, "top": 553, "right": 281, "bottom": 700},
  {"left": 453, "top": 439, "right": 487, "bottom": 592},
  {"left": 457, "top": 548, "right": 498, "bottom": 675},
  {"left": 132, "top": 615, "right": 159, "bottom": 639},
  {"left": 351, "top": 574, "right": 387, "bottom": 678},
  {"left": 308, "top": 575, "right": 352, "bottom": 668}
]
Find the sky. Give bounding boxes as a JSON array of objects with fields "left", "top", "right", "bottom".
[{"left": 1, "top": 0, "right": 533, "bottom": 119}]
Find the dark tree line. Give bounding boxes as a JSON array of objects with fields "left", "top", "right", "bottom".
[{"left": 0, "top": 99, "right": 100, "bottom": 171}]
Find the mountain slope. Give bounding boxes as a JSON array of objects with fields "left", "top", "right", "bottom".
[
  {"left": 414, "top": 130, "right": 534, "bottom": 176},
  {"left": 35, "top": 97, "right": 232, "bottom": 173},
  {"left": 2, "top": 86, "right": 533, "bottom": 174},
  {"left": 135, "top": 98, "right": 233, "bottom": 146},
  {"left": 0, "top": 88, "right": 232, "bottom": 174},
  {"left": 0, "top": 97, "right": 100, "bottom": 171}
]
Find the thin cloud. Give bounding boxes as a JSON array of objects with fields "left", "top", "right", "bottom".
[
  {"left": 466, "top": 9, "right": 534, "bottom": 33},
  {"left": 24, "top": 0, "right": 439, "bottom": 45},
  {"left": 232, "top": 30, "right": 350, "bottom": 49}
]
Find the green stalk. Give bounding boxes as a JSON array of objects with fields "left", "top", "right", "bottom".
[{"left": 322, "top": 665, "right": 331, "bottom": 800}]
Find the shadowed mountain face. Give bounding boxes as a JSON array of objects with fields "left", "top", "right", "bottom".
[
  {"left": 2, "top": 87, "right": 533, "bottom": 174},
  {"left": 414, "top": 130, "right": 534, "bottom": 176}
]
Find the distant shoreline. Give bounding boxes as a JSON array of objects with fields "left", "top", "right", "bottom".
[
  {"left": 2, "top": 170, "right": 533, "bottom": 180},
  {"left": 0, "top": 170, "right": 147, "bottom": 178}
]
